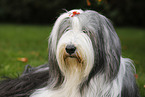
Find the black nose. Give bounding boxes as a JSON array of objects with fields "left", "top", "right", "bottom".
[{"left": 65, "top": 45, "right": 76, "bottom": 55}]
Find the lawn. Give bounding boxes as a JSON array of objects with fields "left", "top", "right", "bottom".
[
  {"left": 0, "top": 24, "right": 145, "bottom": 96},
  {"left": 0, "top": 24, "right": 50, "bottom": 77}
]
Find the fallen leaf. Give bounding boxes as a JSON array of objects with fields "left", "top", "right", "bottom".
[
  {"left": 134, "top": 74, "right": 138, "bottom": 79},
  {"left": 17, "top": 58, "right": 28, "bottom": 63}
]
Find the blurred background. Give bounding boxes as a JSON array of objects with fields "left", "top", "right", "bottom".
[
  {"left": 0, "top": 0, "right": 145, "bottom": 26},
  {"left": 0, "top": 0, "right": 145, "bottom": 96}
]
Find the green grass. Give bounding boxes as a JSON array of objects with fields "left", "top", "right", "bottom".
[
  {"left": 0, "top": 24, "right": 145, "bottom": 96},
  {"left": 0, "top": 24, "right": 51, "bottom": 77}
]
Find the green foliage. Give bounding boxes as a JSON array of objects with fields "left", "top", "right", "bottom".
[
  {"left": 88, "top": 0, "right": 145, "bottom": 26},
  {"left": 0, "top": 0, "right": 145, "bottom": 26},
  {"left": 0, "top": 0, "right": 83, "bottom": 23}
]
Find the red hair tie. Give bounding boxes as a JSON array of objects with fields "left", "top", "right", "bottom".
[{"left": 69, "top": 11, "right": 80, "bottom": 17}]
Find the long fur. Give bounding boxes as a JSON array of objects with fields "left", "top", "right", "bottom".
[
  {"left": 0, "top": 64, "right": 49, "bottom": 97},
  {"left": 0, "top": 9, "right": 140, "bottom": 97}
]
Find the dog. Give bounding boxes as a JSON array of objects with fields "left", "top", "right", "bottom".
[{"left": 0, "top": 9, "right": 140, "bottom": 97}]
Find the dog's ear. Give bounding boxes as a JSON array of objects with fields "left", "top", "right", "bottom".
[
  {"left": 101, "top": 16, "right": 121, "bottom": 80},
  {"left": 48, "top": 12, "right": 70, "bottom": 69},
  {"left": 48, "top": 12, "right": 70, "bottom": 74},
  {"left": 48, "top": 13, "right": 70, "bottom": 88}
]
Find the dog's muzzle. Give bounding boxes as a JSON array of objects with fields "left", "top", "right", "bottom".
[
  {"left": 65, "top": 45, "right": 76, "bottom": 55},
  {"left": 63, "top": 44, "right": 82, "bottom": 63}
]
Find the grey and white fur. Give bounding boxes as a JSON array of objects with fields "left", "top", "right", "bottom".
[{"left": 0, "top": 9, "right": 140, "bottom": 97}]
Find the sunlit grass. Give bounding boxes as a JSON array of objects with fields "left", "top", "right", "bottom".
[{"left": 0, "top": 24, "right": 145, "bottom": 96}]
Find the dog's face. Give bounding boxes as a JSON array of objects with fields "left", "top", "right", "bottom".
[
  {"left": 56, "top": 20, "right": 94, "bottom": 78},
  {"left": 48, "top": 10, "right": 121, "bottom": 82}
]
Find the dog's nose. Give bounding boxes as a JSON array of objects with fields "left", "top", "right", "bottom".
[{"left": 65, "top": 45, "right": 76, "bottom": 55}]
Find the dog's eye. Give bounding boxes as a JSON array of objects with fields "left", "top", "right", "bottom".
[{"left": 83, "top": 30, "right": 87, "bottom": 33}]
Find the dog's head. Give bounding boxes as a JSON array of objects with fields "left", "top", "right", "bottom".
[{"left": 48, "top": 10, "right": 121, "bottom": 85}]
